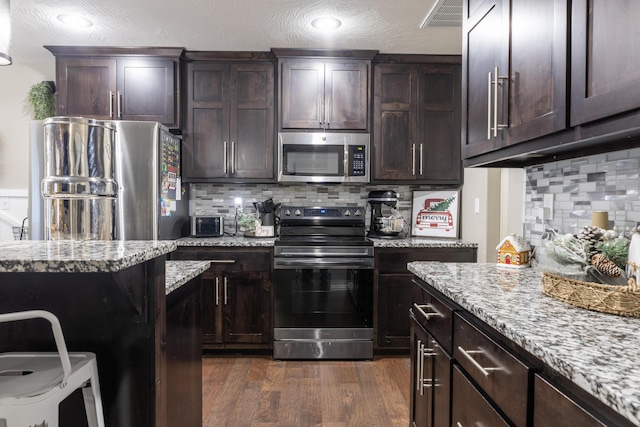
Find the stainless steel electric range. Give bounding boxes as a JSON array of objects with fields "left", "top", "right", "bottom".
[{"left": 273, "top": 206, "right": 374, "bottom": 360}]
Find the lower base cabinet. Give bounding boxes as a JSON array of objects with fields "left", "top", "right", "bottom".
[
  {"left": 411, "top": 276, "right": 637, "bottom": 427},
  {"left": 171, "top": 247, "right": 272, "bottom": 350}
]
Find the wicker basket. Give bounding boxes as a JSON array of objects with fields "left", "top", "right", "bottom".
[{"left": 541, "top": 272, "right": 640, "bottom": 317}]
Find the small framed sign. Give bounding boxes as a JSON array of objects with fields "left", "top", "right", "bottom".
[{"left": 411, "top": 190, "right": 460, "bottom": 238}]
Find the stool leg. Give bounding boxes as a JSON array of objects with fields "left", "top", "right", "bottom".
[{"left": 82, "top": 362, "right": 105, "bottom": 427}]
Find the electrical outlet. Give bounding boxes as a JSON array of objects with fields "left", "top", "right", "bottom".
[
  {"left": 0, "top": 197, "right": 9, "bottom": 210},
  {"left": 543, "top": 194, "right": 554, "bottom": 220},
  {"left": 474, "top": 197, "right": 480, "bottom": 214}
]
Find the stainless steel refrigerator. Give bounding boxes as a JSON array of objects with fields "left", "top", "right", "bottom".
[{"left": 34, "top": 117, "right": 188, "bottom": 240}]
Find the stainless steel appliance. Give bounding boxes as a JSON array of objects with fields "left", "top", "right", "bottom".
[
  {"left": 273, "top": 206, "right": 374, "bottom": 360},
  {"left": 38, "top": 117, "right": 188, "bottom": 240},
  {"left": 367, "top": 190, "right": 408, "bottom": 239},
  {"left": 277, "top": 132, "right": 370, "bottom": 183},
  {"left": 190, "top": 216, "right": 224, "bottom": 237}
]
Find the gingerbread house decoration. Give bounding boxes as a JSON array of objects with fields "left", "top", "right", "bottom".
[{"left": 496, "top": 234, "right": 531, "bottom": 268}]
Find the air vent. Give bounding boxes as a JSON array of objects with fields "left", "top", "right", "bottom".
[{"left": 420, "top": 0, "right": 462, "bottom": 28}]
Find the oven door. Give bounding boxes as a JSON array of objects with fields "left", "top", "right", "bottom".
[{"left": 273, "top": 256, "right": 374, "bottom": 360}]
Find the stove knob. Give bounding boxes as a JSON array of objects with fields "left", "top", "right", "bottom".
[
  {"left": 344, "top": 209, "right": 351, "bottom": 217},
  {"left": 294, "top": 209, "right": 302, "bottom": 216},
  {"left": 354, "top": 209, "right": 362, "bottom": 217},
  {"left": 284, "top": 209, "right": 291, "bottom": 216}
]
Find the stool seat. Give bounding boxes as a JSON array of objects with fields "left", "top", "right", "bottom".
[{"left": 0, "top": 310, "right": 105, "bottom": 427}]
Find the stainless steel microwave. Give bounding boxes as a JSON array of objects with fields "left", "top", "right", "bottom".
[{"left": 277, "top": 132, "right": 370, "bottom": 183}]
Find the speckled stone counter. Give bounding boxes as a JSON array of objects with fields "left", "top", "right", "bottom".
[
  {"left": 177, "top": 235, "right": 477, "bottom": 249},
  {"left": 408, "top": 261, "right": 640, "bottom": 426},
  {"left": 0, "top": 240, "right": 177, "bottom": 273},
  {"left": 165, "top": 260, "right": 210, "bottom": 294},
  {"left": 177, "top": 235, "right": 276, "bottom": 247},
  {"left": 370, "top": 236, "right": 477, "bottom": 248}
]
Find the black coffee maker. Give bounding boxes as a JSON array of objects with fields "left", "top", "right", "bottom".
[{"left": 367, "top": 190, "right": 407, "bottom": 239}]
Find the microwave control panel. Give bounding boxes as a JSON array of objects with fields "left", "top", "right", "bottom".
[{"left": 348, "top": 145, "right": 367, "bottom": 176}]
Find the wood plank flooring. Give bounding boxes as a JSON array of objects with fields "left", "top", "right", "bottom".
[{"left": 202, "top": 355, "right": 411, "bottom": 427}]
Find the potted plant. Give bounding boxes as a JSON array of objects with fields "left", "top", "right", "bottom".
[{"left": 27, "top": 81, "right": 56, "bottom": 120}]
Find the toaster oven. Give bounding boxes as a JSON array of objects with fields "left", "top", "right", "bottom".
[{"left": 190, "top": 216, "right": 224, "bottom": 237}]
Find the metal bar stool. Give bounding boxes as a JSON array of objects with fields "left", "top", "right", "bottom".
[{"left": 0, "top": 310, "right": 105, "bottom": 427}]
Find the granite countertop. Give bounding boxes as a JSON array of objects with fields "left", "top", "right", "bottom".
[
  {"left": 0, "top": 240, "right": 177, "bottom": 273},
  {"left": 177, "top": 235, "right": 477, "bottom": 249},
  {"left": 165, "top": 260, "right": 210, "bottom": 295},
  {"left": 408, "top": 261, "right": 640, "bottom": 426}
]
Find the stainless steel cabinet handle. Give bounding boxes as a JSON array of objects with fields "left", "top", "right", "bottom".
[
  {"left": 117, "top": 91, "right": 122, "bottom": 119},
  {"left": 419, "top": 143, "right": 423, "bottom": 176},
  {"left": 487, "top": 71, "right": 492, "bottom": 139},
  {"left": 419, "top": 342, "right": 436, "bottom": 396},
  {"left": 457, "top": 346, "right": 502, "bottom": 377},
  {"left": 109, "top": 91, "right": 114, "bottom": 119},
  {"left": 209, "top": 260, "right": 236, "bottom": 264},
  {"left": 223, "top": 141, "right": 228, "bottom": 174},
  {"left": 413, "top": 303, "right": 442, "bottom": 321},
  {"left": 231, "top": 141, "right": 236, "bottom": 174},
  {"left": 456, "top": 423, "right": 463, "bottom": 427},
  {"left": 416, "top": 339, "right": 422, "bottom": 392},
  {"left": 215, "top": 276, "right": 219, "bottom": 306},
  {"left": 411, "top": 144, "right": 416, "bottom": 176},
  {"left": 224, "top": 276, "right": 228, "bottom": 305},
  {"left": 491, "top": 66, "right": 509, "bottom": 137}
]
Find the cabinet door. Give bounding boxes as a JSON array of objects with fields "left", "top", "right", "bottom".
[
  {"left": 462, "top": 0, "right": 509, "bottom": 159},
  {"left": 325, "top": 62, "right": 369, "bottom": 130},
  {"left": 201, "top": 271, "right": 221, "bottom": 344},
  {"left": 377, "top": 273, "right": 412, "bottom": 348},
  {"left": 417, "top": 64, "right": 461, "bottom": 183},
  {"left": 373, "top": 64, "right": 417, "bottom": 181},
  {"left": 229, "top": 62, "right": 275, "bottom": 179},
  {"left": 432, "top": 342, "right": 451, "bottom": 427},
  {"left": 410, "top": 319, "right": 433, "bottom": 427},
  {"left": 117, "top": 58, "right": 177, "bottom": 126},
  {"left": 222, "top": 271, "right": 271, "bottom": 344},
  {"left": 280, "top": 61, "right": 325, "bottom": 129},
  {"left": 56, "top": 58, "right": 117, "bottom": 119},
  {"left": 571, "top": 1, "right": 640, "bottom": 126},
  {"left": 451, "top": 365, "right": 510, "bottom": 427},
  {"left": 184, "top": 62, "right": 230, "bottom": 180},
  {"left": 507, "top": 0, "right": 567, "bottom": 144}
]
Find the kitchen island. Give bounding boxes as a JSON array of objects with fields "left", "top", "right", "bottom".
[
  {"left": 0, "top": 240, "right": 208, "bottom": 427},
  {"left": 408, "top": 261, "right": 640, "bottom": 426}
]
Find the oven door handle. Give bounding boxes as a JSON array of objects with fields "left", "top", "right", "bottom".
[{"left": 274, "top": 258, "right": 374, "bottom": 269}]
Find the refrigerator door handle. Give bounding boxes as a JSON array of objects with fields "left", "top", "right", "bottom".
[
  {"left": 231, "top": 141, "right": 236, "bottom": 174},
  {"left": 223, "top": 141, "right": 228, "bottom": 174}
]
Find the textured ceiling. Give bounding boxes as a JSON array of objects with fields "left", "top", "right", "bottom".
[{"left": 9, "top": 0, "right": 462, "bottom": 64}]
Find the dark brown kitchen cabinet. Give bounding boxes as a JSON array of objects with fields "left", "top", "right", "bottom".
[
  {"left": 373, "top": 59, "right": 461, "bottom": 184},
  {"left": 462, "top": 0, "right": 567, "bottom": 160},
  {"left": 374, "top": 247, "right": 476, "bottom": 350},
  {"left": 280, "top": 59, "right": 369, "bottom": 130},
  {"left": 46, "top": 46, "right": 182, "bottom": 128},
  {"left": 451, "top": 365, "right": 511, "bottom": 427},
  {"left": 410, "top": 317, "right": 433, "bottom": 427},
  {"left": 533, "top": 374, "right": 606, "bottom": 427},
  {"left": 183, "top": 59, "right": 275, "bottom": 182},
  {"left": 570, "top": 1, "right": 640, "bottom": 127},
  {"left": 171, "top": 247, "right": 272, "bottom": 349}
]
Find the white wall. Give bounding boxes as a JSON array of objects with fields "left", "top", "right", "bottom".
[
  {"left": 0, "top": 59, "right": 56, "bottom": 239},
  {"left": 461, "top": 168, "right": 524, "bottom": 263}
]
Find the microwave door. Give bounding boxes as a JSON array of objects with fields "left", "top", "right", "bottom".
[{"left": 282, "top": 144, "right": 345, "bottom": 178}]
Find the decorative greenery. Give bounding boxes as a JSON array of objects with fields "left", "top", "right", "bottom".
[
  {"left": 27, "top": 81, "right": 56, "bottom": 120},
  {"left": 595, "top": 237, "right": 630, "bottom": 270},
  {"left": 544, "top": 230, "right": 590, "bottom": 266},
  {"left": 428, "top": 196, "right": 456, "bottom": 211}
]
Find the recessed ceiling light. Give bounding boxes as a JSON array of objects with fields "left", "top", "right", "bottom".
[
  {"left": 311, "top": 17, "right": 342, "bottom": 31},
  {"left": 57, "top": 14, "right": 93, "bottom": 28}
]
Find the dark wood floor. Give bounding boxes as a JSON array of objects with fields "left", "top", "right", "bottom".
[{"left": 202, "top": 355, "right": 411, "bottom": 427}]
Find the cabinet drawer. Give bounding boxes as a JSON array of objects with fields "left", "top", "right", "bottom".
[
  {"left": 413, "top": 287, "right": 454, "bottom": 354},
  {"left": 172, "top": 248, "right": 270, "bottom": 272},
  {"left": 451, "top": 365, "right": 510, "bottom": 427},
  {"left": 377, "top": 248, "right": 476, "bottom": 273},
  {"left": 533, "top": 375, "right": 606, "bottom": 427},
  {"left": 453, "top": 313, "right": 530, "bottom": 427}
]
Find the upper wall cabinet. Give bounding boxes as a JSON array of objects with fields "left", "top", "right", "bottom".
[
  {"left": 462, "top": 0, "right": 567, "bottom": 161},
  {"left": 373, "top": 57, "right": 462, "bottom": 184},
  {"left": 182, "top": 54, "right": 275, "bottom": 183},
  {"left": 273, "top": 49, "right": 377, "bottom": 131},
  {"left": 45, "top": 46, "right": 183, "bottom": 129},
  {"left": 570, "top": 1, "right": 640, "bottom": 126}
]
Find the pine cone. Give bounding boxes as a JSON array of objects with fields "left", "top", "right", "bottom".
[
  {"left": 578, "top": 225, "right": 604, "bottom": 258},
  {"left": 591, "top": 253, "right": 623, "bottom": 277}
]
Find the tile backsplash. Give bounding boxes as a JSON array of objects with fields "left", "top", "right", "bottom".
[
  {"left": 524, "top": 147, "right": 640, "bottom": 247},
  {"left": 190, "top": 183, "right": 451, "bottom": 230}
]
